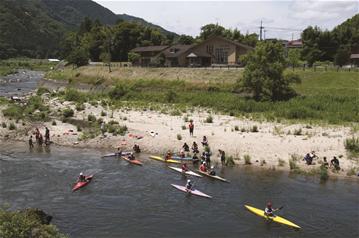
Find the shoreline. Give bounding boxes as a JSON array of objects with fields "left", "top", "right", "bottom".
[{"left": 1, "top": 95, "right": 358, "bottom": 180}]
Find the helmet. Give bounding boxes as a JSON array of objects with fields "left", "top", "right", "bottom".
[
  {"left": 187, "top": 179, "right": 191, "bottom": 183},
  {"left": 211, "top": 166, "right": 214, "bottom": 169},
  {"left": 267, "top": 202, "right": 272, "bottom": 207},
  {"left": 80, "top": 172, "right": 83, "bottom": 176}
]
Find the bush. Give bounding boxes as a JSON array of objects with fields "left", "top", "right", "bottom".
[
  {"left": 278, "top": 159, "right": 286, "bottom": 167},
  {"left": 75, "top": 103, "right": 85, "bottom": 111},
  {"left": 183, "top": 116, "right": 189, "bottom": 122},
  {"left": 165, "top": 90, "right": 177, "bottom": 103},
  {"left": 108, "top": 120, "right": 119, "bottom": 125},
  {"left": 3, "top": 105, "right": 23, "bottom": 119},
  {"left": 294, "top": 128, "right": 302, "bottom": 136},
  {"left": 36, "top": 87, "right": 50, "bottom": 96},
  {"left": 177, "top": 134, "right": 182, "bottom": 140},
  {"left": 109, "top": 84, "right": 128, "bottom": 100},
  {"left": 250, "top": 125, "right": 258, "bottom": 132},
  {"left": 52, "top": 120, "right": 57, "bottom": 126},
  {"left": 88, "top": 114, "right": 96, "bottom": 122},
  {"left": 181, "top": 125, "right": 186, "bottom": 130},
  {"left": 205, "top": 115, "right": 213, "bottom": 123},
  {"left": 9, "top": 122, "right": 16, "bottom": 130},
  {"left": 63, "top": 108, "right": 74, "bottom": 118},
  {"left": 225, "top": 156, "right": 235, "bottom": 166},
  {"left": 244, "top": 154, "right": 251, "bottom": 165},
  {"left": 344, "top": 137, "right": 359, "bottom": 154},
  {"left": 101, "top": 111, "right": 107, "bottom": 117},
  {"left": 234, "top": 125, "right": 239, "bottom": 131},
  {"left": 289, "top": 159, "right": 299, "bottom": 170},
  {"left": 64, "top": 88, "right": 86, "bottom": 102},
  {"left": 1, "top": 122, "right": 6, "bottom": 128},
  {"left": 0, "top": 208, "right": 67, "bottom": 238},
  {"left": 77, "top": 126, "right": 82, "bottom": 132}
]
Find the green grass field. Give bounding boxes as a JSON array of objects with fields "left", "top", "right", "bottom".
[{"left": 46, "top": 66, "right": 359, "bottom": 125}]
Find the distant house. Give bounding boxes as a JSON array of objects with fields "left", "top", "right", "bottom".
[
  {"left": 286, "top": 39, "right": 303, "bottom": 49},
  {"left": 131, "top": 45, "right": 170, "bottom": 67},
  {"left": 350, "top": 53, "right": 359, "bottom": 66},
  {"left": 130, "top": 36, "right": 253, "bottom": 67}
]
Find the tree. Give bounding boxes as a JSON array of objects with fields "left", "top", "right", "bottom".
[
  {"left": 176, "top": 34, "right": 195, "bottom": 45},
  {"left": 128, "top": 52, "right": 140, "bottom": 64},
  {"left": 100, "top": 27, "right": 113, "bottom": 72},
  {"left": 242, "top": 41, "right": 301, "bottom": 101},
  {"left": 199, "top": 23, "right": 226, "bottom": 40},
  {"left": 66, "top": 47, "right": 89, "bottom": 68},
  {"left": 287, "top": 49, "right": 301, "bottom": 70},
  {"left": 334, "top": 47, "right": 350, "bottom": 67}
]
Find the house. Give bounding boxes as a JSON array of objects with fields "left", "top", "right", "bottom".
[
  {"left": 286, "top": 39, "right": 303, "bottom": 49},
  {"left": 130, "top": 36, "right": 253, "bottom": 67},
  {"left": 350, "top": 53, "right": 359, "bottom": 66},
  {"left": 131, "top": 45, "right": 170, "bottom": 66}
]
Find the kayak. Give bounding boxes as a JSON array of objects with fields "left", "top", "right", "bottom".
[
  {"left": 171, "top": 184, "right": 212, "bottom": 198},
  {"left": 171, "top": 156, "right": 194, "bottom": 161},
  {"left": 196, "top": 170, "right": 229, "bottom": 183},
  {"left": 72, "top": 175, "right": 93, "bottom": 192},
  {"left": 168, "top": 166, "right": 202, "bottom": 177},
  {"left": 102, "top": 151, "right": 132, "bottom": 158},
  {"left": 149, "top": 155, "right": 181, "bottom": 164},
  {"left": 121, "top": 156, "right": 143, "bottom": 166},
  {"left": 244, "top": 205, "right": 301, "bottom": 229}
]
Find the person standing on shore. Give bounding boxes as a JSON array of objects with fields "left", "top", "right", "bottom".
[
  {"left": 45, "top": 127, "right": 50, "bottom": 145},
  {"left": 219, "top": 150, "right": 226, "bottom": 166},
  {"left": 35, "top": 128, "right": 40, "bottom": 143},
  {"left": 189, "top": 120, "right": 194, "bottom": 137},
  {"left": 100, "top": 122, "right": 105, "bottom": 136},
  {"left": 29, "top": 135, "right": 34, "bottom": 149}
]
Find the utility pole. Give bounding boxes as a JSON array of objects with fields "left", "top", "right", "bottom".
[{"left": 259, "top": 20, "right": 264, "bottom": 41}]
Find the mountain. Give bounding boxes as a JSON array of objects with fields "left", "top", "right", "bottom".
[
  {"left": 117, "top": 14, "right": 176, "bottom": 36},
  {"left": 0, "top": 0, "right": 177, "bottom": 59}
]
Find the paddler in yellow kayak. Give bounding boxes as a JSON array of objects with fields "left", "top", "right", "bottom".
[
  {"left": 165, "top": 150, "right": 172, "bottom": 161},
  {"left": 264, "top": 202, "right": 281, "bottom": 217}
]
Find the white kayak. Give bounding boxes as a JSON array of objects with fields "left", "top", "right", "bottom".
[
  {"left": 171, "top": 184, "right": 212, "bottom": 198},
  {"left": 168, "top": 166, "right": 202, "bottom": 177},
  {"left": 102, "top": 151, "right": 132, "bottom": 158}
]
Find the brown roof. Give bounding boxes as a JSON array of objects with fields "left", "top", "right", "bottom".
[
  {"left": 350, "top": 54, "right": 359, "bottom": 59},
  {"left": 131, "top": 45, "right": 169, "bottom": 53},
  {"left": 161, "top": 44, "right": 195, "bottom": 58}
]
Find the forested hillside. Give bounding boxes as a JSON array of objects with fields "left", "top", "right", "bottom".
[{"left": 0, "top": 0, "right": 177, "bottom": 59}]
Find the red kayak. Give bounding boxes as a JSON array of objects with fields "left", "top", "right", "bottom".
[
  {"left": 72, "top": 175, "right": 93, "bottom": 192},
  {"left": 121, "top": 156, "right": 143, "bottom": 166}
]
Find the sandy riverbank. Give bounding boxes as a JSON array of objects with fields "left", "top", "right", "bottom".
[{"left": 0, "top": 94, "right": 358, "bottom": 179}]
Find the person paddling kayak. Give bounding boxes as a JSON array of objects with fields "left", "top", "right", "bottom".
[
  {"left": 199, "top": 162, "right": 207, "bottom": 172},
  {"left": 209, "top": 165, "right": 216, "bottom": 176},
  {"left": 181, "top": 163, "right": 188, "bottom": 172},
  {"left": 185, "top": 179, "right": 193, "bottom": 192},
  {"left": 128, "top": 154, "right": 136, "bottom": 161},
  {"left": 78, "top": 172, "right": 87, "bottom": 182},
  {"left": 264, "top": 202, "right": 280, "bottom": 217},
  {"left": 165, "top": 150, "right": 172, "bottom": 161}
]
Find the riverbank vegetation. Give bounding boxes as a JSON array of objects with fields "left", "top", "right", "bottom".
[
  {"left": 0, "top": 58, "right": 57, "bottom": 76},
  {"left": 0, "top": 207, "right": 67, "bottom": 238},
  {"left": 45, "top": 66, "right": 358, "bottom": 125}
]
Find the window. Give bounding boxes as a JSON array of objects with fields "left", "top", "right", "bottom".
[
  {"left": 206, "top": 45, "right": 214, "bottom": 54},
  {"left": 215, "top": 48, "right": 228, "bottom": 64}
]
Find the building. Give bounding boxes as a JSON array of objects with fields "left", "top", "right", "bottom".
[
  {"left": 286, "top": 39, "right": 303, "bottom": 49},
  {"left": 130, "top": 36, "right": 253, "bottom": 67},
  {"left": 350, "top": 53, "right": 359, "bottom": 66}
]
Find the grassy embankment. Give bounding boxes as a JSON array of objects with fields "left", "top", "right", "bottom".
[
  {"left": 46, "top": 66, "right": 359, "bottom": 126},
  {"left": 0, "top": 58, "right": 57, "bottom": 76}
]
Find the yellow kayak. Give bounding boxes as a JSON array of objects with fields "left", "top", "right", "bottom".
[
  {"left": 244, "top": 205, "right": 301, "bottom": 229},
  {"left": 149, "top": 155, "right": 181, "bottom": 164}
]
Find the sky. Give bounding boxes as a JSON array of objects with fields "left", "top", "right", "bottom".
[{"left": 94, "top": 0, "right": 359, "bottom": 40}]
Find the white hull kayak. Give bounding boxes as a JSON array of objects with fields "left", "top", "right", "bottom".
[
  {"left": 168, "top": 166, "right": 202, "bottom": 177},
  {"left": 171, "top": 184, "right": 212, "bottom": 198},
  {"left": 197, "top": 170, "right": 229, "bottom": 183},
  {"left": 102, "top": 151, "right": 132, "bottom": 158}
]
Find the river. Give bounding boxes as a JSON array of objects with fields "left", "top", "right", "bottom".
[{"left": 0, "top": 144, "right": 358, "bottom": 238}]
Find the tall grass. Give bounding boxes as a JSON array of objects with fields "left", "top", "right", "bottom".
[{"left": 47, "top": 69, "right": 359, "bottom": 124}]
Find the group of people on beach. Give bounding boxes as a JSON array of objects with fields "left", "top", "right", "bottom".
[
  {"left": 29, "top": 127, "right": 50, "bottom": 148},
  {"left": 303, "top": 151, "right": 341, "bottom": 171}
]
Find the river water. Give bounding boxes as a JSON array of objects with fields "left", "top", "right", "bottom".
[
  {"left": 0, "top": 70, "right": 43, "bottom": 97},
  {"left": 0, "top": 144, "right": 358, "bottom": 238}
]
